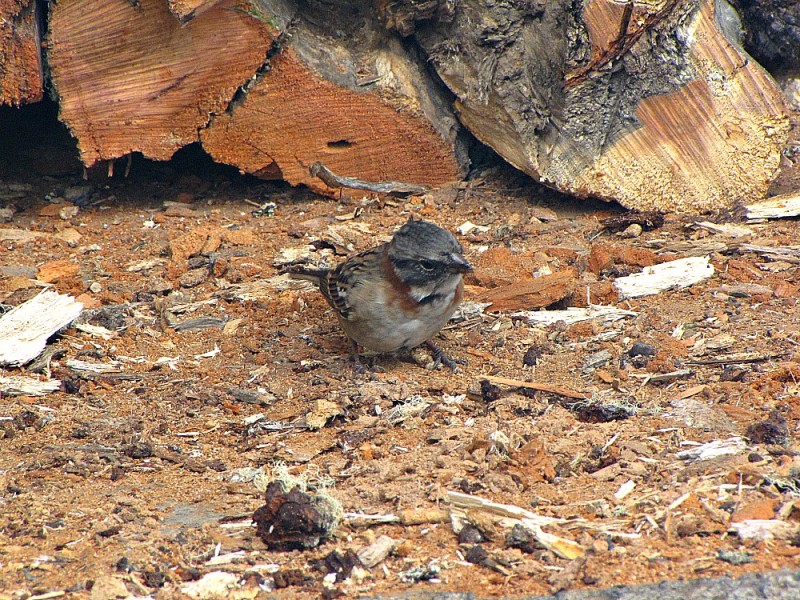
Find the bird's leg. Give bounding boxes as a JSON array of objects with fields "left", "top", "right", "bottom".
[
  {"left": 425, "top": 341, "right": 466, "bottom": 371},
  {"left": 350, "top": 339, "right": 368, "bottom": 375}
]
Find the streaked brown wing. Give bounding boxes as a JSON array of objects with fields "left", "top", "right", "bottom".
[{"left": 322, "top": 246, "right": 384, "bottom": 320}]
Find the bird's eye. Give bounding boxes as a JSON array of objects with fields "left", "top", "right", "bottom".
[{"left": 418, "top": 260, "right": 435, "bottom": 271}]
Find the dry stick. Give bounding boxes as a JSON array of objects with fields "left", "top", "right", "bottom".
[
  {"left": 684, "top": 352, "right": 786, "bottom": 366},
  {"left": 344, "top": 508, "right": 449, "bottom": 527},
  {"left": 480, "top": 375, "right": 589, "bottom": 400},
  {"left": 309, "top": 161, "right": 429, "bottom": 197}
]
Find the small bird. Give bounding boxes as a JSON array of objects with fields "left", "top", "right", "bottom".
[{"left": 288, "top": 218, "right": 472, "bottom": 371}]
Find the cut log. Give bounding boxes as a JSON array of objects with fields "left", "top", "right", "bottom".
[
  {"left": 47, "top": 0, "right": 276, "bottom": 166},
  {"left": 410, "top": 0, "right": 790, "bottom": 212},
  {"left": 0, "top": 0, "right": 43, "bottom": 106},
  {"left": 733, "top": 1, "right": 800, "bottom": 198},
  {"left": 201, "top": 1, "right": 467, "bottom": 196},
  {"left": 47, "top": 0, "right": 466, "bottom": 195}
]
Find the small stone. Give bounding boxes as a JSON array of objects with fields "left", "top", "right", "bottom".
[
  {"left": 56, "top": 227, "right": 83, "bottom": 246},
  {"left": 124, "top": 440, "right": 154, "bottom": 459},
  {"left": 0, "top": 264, "right": 36, "bottom": 278},
  {"left": 717, "top": 549, "right": 754, "bottom": 565},
  {"left": 179, "top": 268, "right": 208, "bottom": 288},
  {"left": 620, "top": 223, "right": 643, "bottom": 238},
  {"left": 746, "top": 410, "right": 789, "bottom": 445},
  {"left": 60, "top": 204, "right": 80, "bottom": 220},
  {"left": 522, "top": 345, "right": 542, "bottom": 366},
  {"left": 398, "top": 562, "right": 440, "bottom": 583},
  {"left": 627, "top": 341, "right": 656, "bottom": 357},
  {"left": 457, "top": 524, "right": 485, "bottom": 544},
  {"left": 626, "top": 341, "right": 656, "bottom": 367},
  {"left": 89, "top": 281, "right": 103, "bottom": 294},
  {"left": 480, "top": 380, "right": 502, "bottom": 403},
  {"left": 97, "top": 525, "right": 121, "bottom": 538},
  {"left": 187, "top": 255, "right": 210, "bottom": 269},
  {"left": 64, "top": 184, "right": 93, "bottom": 205},
  {"left": 465, "top": 544, "right": 489, "bottom": 565},
  {"left": 506, "top": 523, "right": 538, "bottom": 554},
  {"left": 313, "top": 549, "right": 363, "bottom": 582},
  {"left": 143, "top": 569, "right": 166, "bottom": 588},
  {"left": 115, "top": 556, "right": 132, "bottom": 573},
  {"left": 721, "top": 365, "right": 747, "bottom": 382},
  {"left": 0, "top": 207, "right": 14, "bottom": 222},
  {"left": 90, "top": 575, "right": 129, "bottom": 600}
]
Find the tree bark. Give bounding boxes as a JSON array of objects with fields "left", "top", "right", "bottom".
[
  {"left": 0, "top": 0, "right": 43, "bottom": 106},
  {"left": 409, "top": 0, "right": 790, "bottom": 212},
  {"left": 732, "top": 0, "right": 800, "bottom": 73}
]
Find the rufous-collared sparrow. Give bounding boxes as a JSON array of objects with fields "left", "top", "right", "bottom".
[{"left": 288, "top": 218, "right": 472, "bottom": 371}]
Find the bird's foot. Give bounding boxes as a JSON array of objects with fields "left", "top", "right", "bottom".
[
  {"left": 350, "top": 342, "right": 382, "bottom": 377},
  {"left": 425, "top": 341, "right": 466, "bottom": 372}
]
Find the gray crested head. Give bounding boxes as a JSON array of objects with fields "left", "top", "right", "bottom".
[{"left": 387, "top": 219, "right": 472, "bottom": 287}]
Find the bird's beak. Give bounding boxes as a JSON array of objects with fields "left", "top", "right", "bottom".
[{"left": 448, "top": 253, "right": 473, "bottom": 274}]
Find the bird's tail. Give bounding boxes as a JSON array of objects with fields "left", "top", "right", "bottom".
[{"left": 282, "top": 266, "right": 328, "bottom": 286}]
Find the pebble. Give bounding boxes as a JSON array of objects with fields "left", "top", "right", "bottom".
[
  {"left": 179, "top": 268, "right": 209, "bottom": 288},
  {"left": 620, "top": 223, "right": 643, "bottom": 238},
  {"left": 627, "top": 341, "right": 656, "bottom": 357}
]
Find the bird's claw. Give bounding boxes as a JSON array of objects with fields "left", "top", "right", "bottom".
[{"left": 426, "top": 341, "right": 466, "bottom": 372}]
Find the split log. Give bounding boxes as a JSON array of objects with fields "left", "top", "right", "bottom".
[
  {"left": 408, "top": 0, "right": 790, "bottom": 212},
  {"left": 0, "top": 0, "right": 43, "bottom": 106},
  {"left": 47, "top": 0, "right": 466, "bottom": 195},
  {"left": 201, "top": 0, "right": 467, "bottom": 195},
  {"left": 47, "top": 0, "right": 276, "bottom": 166},
  {"left": 731, "top": 1, "right": 800, "bottom": 197}
]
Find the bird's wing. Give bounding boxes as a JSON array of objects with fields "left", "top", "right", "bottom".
[{"left": 323, "top": 246, "right": 384, "bottom": 320}]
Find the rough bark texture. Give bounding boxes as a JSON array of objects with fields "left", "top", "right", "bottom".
[
  {"left": 201, "top": 0, "right": 467, "bottom": 196},
  {"left": 0, "top": 0, "right": 43, "bottom": 106},
  {"left": 410, "top": 0, "right": 790, "bottom": 212},
  {"left": 47, "top": 0, "right": 275, "bottom": 166},
  {"left": 733, "top": 0, "right": 800, "bottom": 73}
]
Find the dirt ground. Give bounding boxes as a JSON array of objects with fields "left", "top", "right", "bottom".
[{"left": 2, "top": 101, "right": 800, "bottom": 599}]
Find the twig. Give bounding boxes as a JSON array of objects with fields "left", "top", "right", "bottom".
[
  {"left": 479, "top": 375, "right": 589, "bottom": 399},
  {"left": 309, "top": 162, "right": 429, "bottom": 197},
  {"left": 684, "top": 353, "right": 786, "bottom": 366}
]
